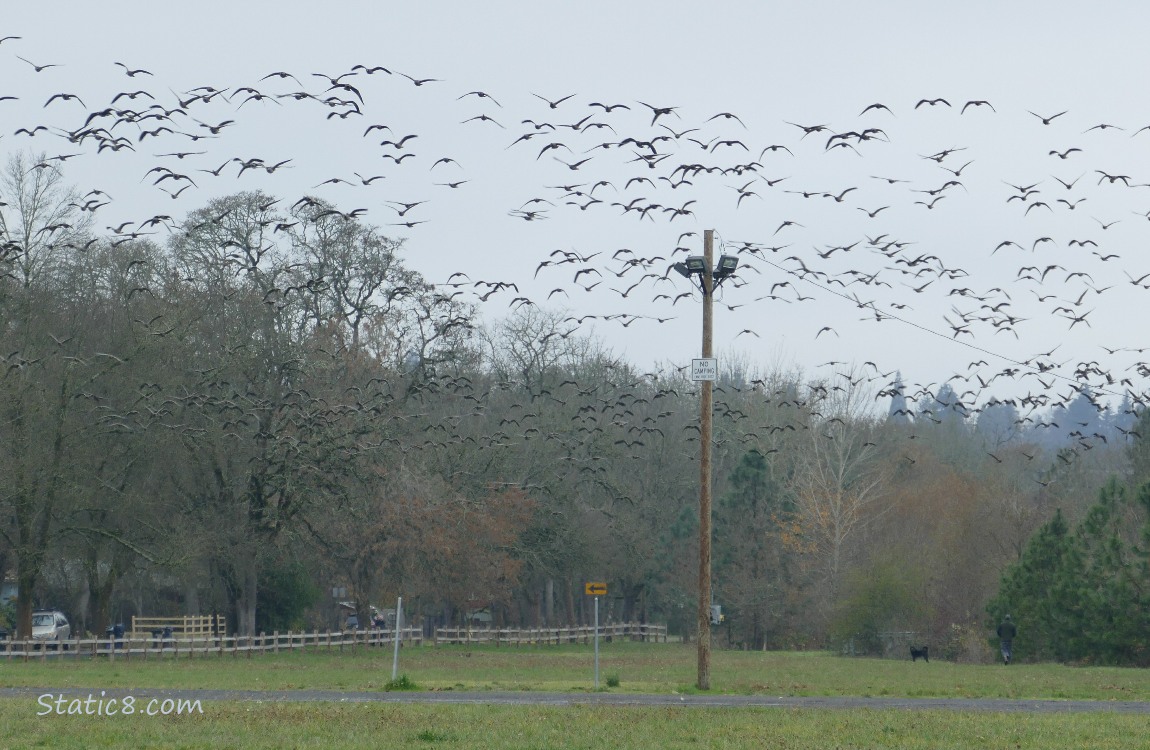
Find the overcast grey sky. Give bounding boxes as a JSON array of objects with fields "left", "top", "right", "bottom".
[{"left": 3, "top": 1, "right": 1150, "bottom": 411}]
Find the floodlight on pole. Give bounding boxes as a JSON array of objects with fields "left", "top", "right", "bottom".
[
  {"left": 675, "top": 254, "right": 739, "bottom": 296},
  {"left": 714, "top": 254, "right": 739, "bottom": 280}
]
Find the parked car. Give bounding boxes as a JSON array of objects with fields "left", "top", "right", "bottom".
[{"left": 32, "top": 610, "right": 71, "bottom": 649}]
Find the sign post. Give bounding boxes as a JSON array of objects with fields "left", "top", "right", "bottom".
[
  {"left": 391, "top": 596, "right": 403, "bottom": 681},
  {"left": 585, "top": 582, "right": 607, "bottom": 688},
  {"left": 594, "top": 595, "right": 599, "bottom": 689}
]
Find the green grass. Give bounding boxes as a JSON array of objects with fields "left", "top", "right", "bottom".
[
  {"left": 2, "top": 702, "right": 1149, "bottom": 750},
  {"left": 383, "top": 673, "right": 417, "bottom": 691},
  {"left": 3, "top": 644, "right": 1150, "bottom": 748},
  {"left": 3, "top": 642, "right": 1150, "bottom": 700}
]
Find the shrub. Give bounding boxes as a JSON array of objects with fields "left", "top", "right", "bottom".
[
  {"left": 830, "top": 559, "right": 926, "bottom": 656},
  {"left": 385, "top": 674, "right": 418, "bottom": 691}
]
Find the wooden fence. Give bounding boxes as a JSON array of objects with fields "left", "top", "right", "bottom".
[
  {"left": 0, "top": 626, "right": 422, "bottom": 661},
  {"left": 131, "top": 614, "right": 225, "bottom": 638},
  {"left": 0, "top": 622, "right": 665, "bottom": 660},
  {"left": 841, "top": 630, "right": 923, "bottom": 657},
  {"left": 433, "top": 622, "right": 668, "bottom": 645}
]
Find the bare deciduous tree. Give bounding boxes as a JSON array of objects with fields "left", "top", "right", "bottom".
[
  {"left": 789, "top": 373, "right": 889, "bottom": 619},
  {"left": 0, "top": 153, "right": 92, "bottom": 290}
]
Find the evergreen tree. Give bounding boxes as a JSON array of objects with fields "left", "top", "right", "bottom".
[
  {"left": 1128, "top": 408, "right": 1150, "bottom": 485},
  {"left": 990, "top": 479, "right": 1150, "bottom": 665},
  {"left": 976, "top": 400, "right": 1020, "bottom": 447},
  {"left": 887, "top": 373, "right": 911, "bottom": 424},
  {"left": 1064, "top": 388, "right": 1100, "bottom": 426},
  {"left": 1113, "top": 394, "right": 1137, "bottom": 445},
  {"left": 1072, "top": 479, "right": 1150, "bottom": 664},
  {"left": 714, "top": 449, "right": 797, "bottom": 649},
  {"left": 920, "top": 383, "right": 967, "bottom": 425},
  {"left": 987, "top": 507, "right": 1081, "bottom": 663}
]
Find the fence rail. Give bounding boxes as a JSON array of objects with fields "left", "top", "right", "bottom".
[
  {"left": 433, "top": 622, "right": 667, "bottom": 645},
  {"left": 0, "top": 622, "right": 665, "bottom": 660}
]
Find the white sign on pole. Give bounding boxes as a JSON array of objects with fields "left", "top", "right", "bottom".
[{"left": 690, "top": 358, "right": 718, "bottom": 381}]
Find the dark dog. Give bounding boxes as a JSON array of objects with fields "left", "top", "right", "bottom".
[{"left": 910, "top": 646, "right": 929, "bottom": 662}]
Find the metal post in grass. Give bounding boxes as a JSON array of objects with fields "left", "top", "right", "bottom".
[
  {"left": 594, "top": 595, "right": 600, "bottom": 689},
  {"left": 391, "top": 596, "right": 403, "bottom": 681}
]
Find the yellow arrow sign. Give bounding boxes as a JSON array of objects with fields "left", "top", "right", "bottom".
[{"left": 585, "top": 582, "right": 607, "bottom": 596}]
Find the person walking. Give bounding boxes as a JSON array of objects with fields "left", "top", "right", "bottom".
[{"left": 996, "top": 614, "right": 1017, "bottom": 665}]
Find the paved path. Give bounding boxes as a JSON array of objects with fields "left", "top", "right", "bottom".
[{"left": 4, "top": 687, "right": 1150, "bottom": 713}]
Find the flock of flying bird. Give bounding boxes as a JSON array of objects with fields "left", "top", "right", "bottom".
[{"left": 3, "top": 29, "right": 1150, "bottom": 470}]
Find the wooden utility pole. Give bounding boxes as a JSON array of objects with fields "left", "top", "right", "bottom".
[{"left": 697, "top": 228, "right": 714, "bottom": 690}]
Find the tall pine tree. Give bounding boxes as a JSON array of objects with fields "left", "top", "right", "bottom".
[
  {"left": 988, "top": 507, "right": 1081, "bottom": 662},
  {"left": 990, "top": 478, "right": 1150, "bottom": 665}
]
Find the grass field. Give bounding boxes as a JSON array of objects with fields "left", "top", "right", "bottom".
[
  {"left": 6, "top": 702, "right": 1150, "bottom": 750},
  {"left": 3, "top": 641, "right": 1150, "bottom": 699},
  {"left": 3, "top": 642, "right": 1150, "bottom": 748}
]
